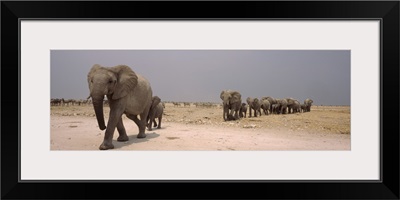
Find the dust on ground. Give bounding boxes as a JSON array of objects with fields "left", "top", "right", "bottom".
[{"left": 50, "top": 104, "right": 350, "bottom": 150}]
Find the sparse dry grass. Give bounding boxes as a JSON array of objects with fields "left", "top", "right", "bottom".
[{"left": 51, "top": 104, "right": 350, "bottom": 135}]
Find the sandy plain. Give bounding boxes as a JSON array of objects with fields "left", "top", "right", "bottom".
[{"left": 50, "top": 103, "right": 350, "bottom": 151}]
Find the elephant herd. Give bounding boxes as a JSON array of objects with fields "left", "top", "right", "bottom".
[
  {"left": 220, "top": 90, "right": 313, "bottom": 121},
  {"left": 57, "top": 64, "right": 313, "bottom": 150}
]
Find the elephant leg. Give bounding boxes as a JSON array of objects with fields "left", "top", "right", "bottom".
[
  {"left": 100, "top": 108, "right": 124, "bottom": 150},
  {"left": 157, "top": 116, "right": 162, "bottom": 129},
  {"left": 222, "top": 109, "right": 227, "bottom": 121},
  {"left": 248, "top": 108, "right": 252, "bottom": 118},
  {"left": 126, "top": 114, "right": 146, "bottom": 138},
  {"left": 147, "top": 115, "right": 154, "bottom": 131},
  {"left": 234, "top": 109, "right": 239, "bottom": 120},
  {"left": 126, "top": 114, "right": 140, "bottom": 126},
  {"left": 137, "top": 112, "right": 148, "bottom": 138},
  {"left": 229, "top": 109, "right": 235, "bottom": 120},
  {"left": 116, "top": 117, "right": 129, "bottom": 142},
  {"left": 153, "top": 119, "right": 157, "bottom": 127}
]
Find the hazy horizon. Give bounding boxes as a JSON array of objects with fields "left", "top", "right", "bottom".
[{"left": 51, "top": 50, "right": 350, "bottom": 106}]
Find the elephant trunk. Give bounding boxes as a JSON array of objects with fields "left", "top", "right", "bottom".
[{"left": 92, "top": 96, "right": 107, "bottom": 130}]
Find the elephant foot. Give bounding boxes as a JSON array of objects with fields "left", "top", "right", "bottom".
[
  {"left": 99, "top": 142, "right": 114, "bottom": 150},
  {"left": 137, "top": 133, "right": 147, "bottom": 138},
  {"left": 147, "top": 127, "right": 153, "bottom": 131},
  {"left": 157, "top": 126, "right": 161, "bottom": 129},
  {"left": 117, "top": 135, "right": 129, "bottom": 142}
]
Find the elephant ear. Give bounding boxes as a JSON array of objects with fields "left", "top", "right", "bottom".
[
  {"left": 111, "top": 65, "right": 138, "bottom": 100},
  {"left": 220, "top": 90, "right": 226, "bottom": 100}
]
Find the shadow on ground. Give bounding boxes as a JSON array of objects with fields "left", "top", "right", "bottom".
[{"left": 112, "top": 132, "right": 160, "bottom": 149}]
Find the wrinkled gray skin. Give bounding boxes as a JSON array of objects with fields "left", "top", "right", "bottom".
[
  {"left": 260, "top": 99, "right": 271, "bottom": 115},
  {"left": 304, "top": 98, "right": 314, "bottom": 112},
  {"left": 147, "top": 96, "right": 162, "bottom": 131},
  {"left": 247, "top": 97, "right": 262, "bottom": 117},
  {"left": 276, "top": 98, "right": 288, "bottom": 114},
  {"left": 239, "top": 103, "right": 248, "bottom": 118},
  {"left": 87, "top": 64, "right": 152, "bottom": 150},
  {"left": 220, "top": 90, "right": 242, "bottom": 121},
  {"left": 261, "top": 97, "right": 277, "bottom": 113}
]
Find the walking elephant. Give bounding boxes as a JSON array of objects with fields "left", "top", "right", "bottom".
[
  {"left": 286, "top": 98, "right": 301, "bottom": 114},
  {"left": 147, "top": 96, "right": 162, "bottom": 131},
  {"left": 260, "top": 99, "right": 271, "bottom": 115},
  {"left": 247, "top": 97, "right": 262, "bottom": 117},
  {"left": 304, "top": 98, "right": 314, "bottom": 112},
  {"left": 261, "top": 96, "right": 277, "bottom": 113},
  {"left": 271, "top": 104, "right": 280, "bottom": 114},
  {"left": 220, "top": 90, "right": 242, "bottom": 121},
  {"left": 87, "top": 64, "right": 153, "bottom": 150},
  {"left": 239, "top": 103, "right": 248, "bottom": 118},
  {"left": 276, "top": 98, "right": 288, "bottom": 114}
]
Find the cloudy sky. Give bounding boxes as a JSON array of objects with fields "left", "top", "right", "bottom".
[{"left": 51, "top": 50, "right": 350, "bottom": 105}]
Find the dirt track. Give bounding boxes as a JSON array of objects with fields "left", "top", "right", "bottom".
[{"left": 50, "top": 104, "right": 350, "bottom": 151}]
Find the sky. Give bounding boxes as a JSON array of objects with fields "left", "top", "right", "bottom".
[{"left": 51, "top": 50, "right": 350, "bottom": 105}]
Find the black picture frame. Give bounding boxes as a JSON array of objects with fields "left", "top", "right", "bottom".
[{"left": 2, "top": 1, "right": 399, "bottom": 199}]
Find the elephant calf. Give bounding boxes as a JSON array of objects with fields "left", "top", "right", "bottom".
[
  {"left": 239, "top": 103, "right": 248, "bottom": 118},
  {"left": 147, "top": 103, "right": 164, "bottom": 130},
  {"left": 147, "top": 96, "right": 163, "bottom": 131}
]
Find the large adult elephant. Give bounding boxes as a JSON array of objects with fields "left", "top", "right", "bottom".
[
  {"left": 286, "top": 98, "right": 301, "bottom": 114},
  {"left": 260, "top": 99, "right": 271, "bottom": 115},
  {"left": 261, "top": 96, "right": 277, "bottom": 113},
  {"left": 87, "top": 64, "right": 153, "bottom": 150},
  {"left": 220, "top": 90, "right": 242, "bottom": 121},
  {"left": 276, "top": 98, "right": 288, "bottom": 114},
  {"left": 304, "top": 98, "right": 314, "bottom": 112},
  {"left": 289, "top": 99, "right": 301, "bottom": 113},
  {"left": 247, "top": 97, "right": 262, "bottom": 117}
]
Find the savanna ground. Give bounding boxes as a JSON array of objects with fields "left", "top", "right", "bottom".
[{"left": 50, "top": 103, "right": 350, "bottom": 151}]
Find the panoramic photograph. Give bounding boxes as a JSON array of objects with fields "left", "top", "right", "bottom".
[{"left": 50, "top": 50, "right": 350, "bottom": 151}]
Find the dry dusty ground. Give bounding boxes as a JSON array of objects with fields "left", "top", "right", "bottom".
[{"left": 50, "top": 104, "right": 350, "bottom": 151}]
